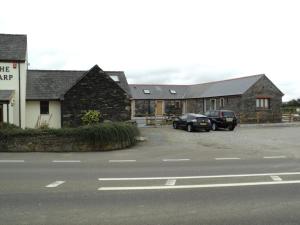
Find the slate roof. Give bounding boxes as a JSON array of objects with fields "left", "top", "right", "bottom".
[
  {"left": 26, "top": 68, "right": 131, "bottom": 100},
  {"left": 0, "top": 90, "right": 14, "bottom": 102},
  {"left": 185, "top": 74, "right": 265, "bottom": 98},
  {"left": 130, "top": 74, "right": 266, "bottom": 100},
  {"left": 129, "top": 84, "right": 189, "bottom": 100},
  {"left": 0, "top": 34, "right": 27, "bottom": 61}
]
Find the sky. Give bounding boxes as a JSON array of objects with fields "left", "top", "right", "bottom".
[{"left": 1, "top": 0, "right": 299, "bottom": 101}]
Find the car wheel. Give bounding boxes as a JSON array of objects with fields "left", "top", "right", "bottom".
[
  {"left": 187, "top": 124, "right": 193, "bottom": 132},
  {"left": 228, "top": 125, "right": 235, "bottom": 131},
  {"left": 212, "top": 123, "right": 217, "bottom": 131},
  {"left": 173, "top": 122, "right": 177, "bottom": 129}
]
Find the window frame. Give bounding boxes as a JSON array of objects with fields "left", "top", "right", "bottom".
[
  {"left": 220, "top": 98, "right": 225, "bottom": 108},
  {"left": 40, "top": 101, "right": 49, "bottom": 115},
  {"left": 256, "top": 98, "right": 270, "bottom": 109},
  {"left": 143, "top": 89, "right": 151, "bottom": 94}
]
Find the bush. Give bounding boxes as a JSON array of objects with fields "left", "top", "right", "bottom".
[
  {"left": 0, "top": 122, "right": 140, "bottom": 148},
  {"left": 81, "top": 110, "right": 101, "bottom": 125}
]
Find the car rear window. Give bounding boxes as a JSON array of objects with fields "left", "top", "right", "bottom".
[{"left": 222, "top": 111, "right": 235, "bottom": 117}]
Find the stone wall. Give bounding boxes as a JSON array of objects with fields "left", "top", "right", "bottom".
[
  {"left": 241, "top": 75, "right": 283, "bottom": 123},
  {"left": 61, "top": 66, "right": 131, "bottom": 127},
  {"left": 0, "top": 135, "right": 133, "bottom": 152}
]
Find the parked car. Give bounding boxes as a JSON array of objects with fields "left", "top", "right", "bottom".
[
  {"left": 205, "top": 110, "right": 237, "bottom": 131},
  {"left": 173, "top": 113, "right": 211, "bottom": 132}
]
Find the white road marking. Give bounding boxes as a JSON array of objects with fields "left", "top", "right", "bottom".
[
  {"left": 45, "top": 181, "right": 65, "bottom": 188},
  {"left": 98, "top": 172, "right": 300, "bottom": 181},
  {"left": 215, "top": 157, "right": 241, "bottom": 160},
  {"left": 263, "top": 156, "right": 287, "bottom": 159},
  {"left": 98, "top": 180, "right": 300, "bottom": 191},
  {"left": 271, "top": 175, "right": 282, "bottom": 181},
  {"left": 52, "top": 160, "right": 81, "bottom": 163},
  {"left": 163, "top": 159, "right": 190, "bottom": 162},
  {"left": 0, "top": 160, "right": 25, "bottom": 163},
  {"left": 109, "top": 160, "right": 136, "bottom": 163},
  {"left": 165, "top": 179, "right": 177, "bottom": 186}
]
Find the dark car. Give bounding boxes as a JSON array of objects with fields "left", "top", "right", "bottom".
[
  {"left": 173, "top": 113, "right": 211, "bottom": 132},
  {"left": 205, "top": 110, "right": 237, "bottom": 131}
]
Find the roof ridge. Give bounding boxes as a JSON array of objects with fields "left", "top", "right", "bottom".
[
  {"left": 0, "top": 33, "right": 27, "bottom": 37},
  {"left": 28, "top": 69, "right": 86, "bottom": 72},
  {"left": 129, "top": 84, "right": 190, "bottom": 86},
  {"left": 191, "top": 74, "right": 265, "bottom": 86}
]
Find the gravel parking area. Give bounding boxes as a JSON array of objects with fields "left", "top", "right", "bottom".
[{"left": 137, "top": 125, "right": 300, "bottom": 159}]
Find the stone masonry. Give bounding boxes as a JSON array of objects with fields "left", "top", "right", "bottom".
[{"left": 61, "top": 65, "right": 131, "bottom": 127}]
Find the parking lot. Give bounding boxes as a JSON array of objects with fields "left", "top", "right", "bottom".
[{"left": 133, "top": 125, "right": 300, "bottom": 161}]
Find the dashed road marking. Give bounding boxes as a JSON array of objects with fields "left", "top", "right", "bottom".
[
  {"left": 271, "top": 175, "right": 282, "bottom": 181},
  {"left": 215, "top": 157, "right": 241, "bottom": 160},
  {"left": 263, "top": 156, "right": 287, "bottom": 159},
  {"left": 163, "top": 159, "right": 190, "bottom": 162},
  {"left": 0, "top": 160, "right": 25, "bottom": 163},
  {"left": 165, "top": 179, "right": 176, "bottom": 186},
  {"left": 52, "top": 160, "right": 81, "bottom": 163},
  {"left": 98, "top": 180, "right": 300, "bottom": 191},
  {"left": 109, "top": 160, "right": 136, "bottom": 163},
  {"left": 45, "top": 181, "right": 65, "bottom": 188}
]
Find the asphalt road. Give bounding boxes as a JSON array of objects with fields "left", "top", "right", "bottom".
[{"left": 1, "top": 126, "right": 300, "bottom": 225}]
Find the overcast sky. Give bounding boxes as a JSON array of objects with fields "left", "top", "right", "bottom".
[{"left": 1, "top": 0, "right": 299, "bottom": 101}]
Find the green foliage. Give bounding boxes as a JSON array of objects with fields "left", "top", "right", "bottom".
[
  {"left": 0, "top": 122, "right": 140, "bottom": 147},
  {"left": 81, "top": 110, "right": 101, "bottom": 125},
  {"left": 282, "top": 99, "right": 300, "bottom": 107}
]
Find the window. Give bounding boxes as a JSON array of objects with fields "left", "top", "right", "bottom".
[
  {"left": 210, "top": 99, "right": 217, "bottom": 110},
  {"left": 143, "top": 89, "right": 150, "bottom": 94},
  {"left": 256, "top": 98, "right": 270, "bottom": 109},
  {"left": 110, "top": 75, "right": 119, "bottom": 82},
  {"left": 220, "top": 98, "right": 225, "bottom": 108},
  {"left": 170, "top": 89, "right": 176, "bottom": 94},
  {"left": 40, "top": 101, "right": 49, "bottom": 114}
]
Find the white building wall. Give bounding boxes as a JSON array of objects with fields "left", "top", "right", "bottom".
[
  {"left": 0, "top": 58, "right": 27, "bottom": 128},
  {"left": 26, "top": 101, "right": 61, "bottom": 129}
]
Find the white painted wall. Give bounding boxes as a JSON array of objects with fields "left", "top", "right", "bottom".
[
  {"left": 26, "top": 101, "right": 61, "bottom": 128},
  {"left": 0, "top": 58, "right": 27, "bottom": 128}
]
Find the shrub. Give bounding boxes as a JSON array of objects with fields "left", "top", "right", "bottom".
[
  {"left": 0, "top": 122, "right": 140, "bottom": 151},
  {"left": 81, "top": 110, "right": 101, "bottom": 125}
]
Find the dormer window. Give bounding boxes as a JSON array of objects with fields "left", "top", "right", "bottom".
[
  {"left": 143, "top": 89, "right": 150, "bottom": 94},
  {"left": 110, "top": 75, "right": 119, "bottom": 82},
  {"left": 170, "top": 89, "right": 176, "bottom": 94}
]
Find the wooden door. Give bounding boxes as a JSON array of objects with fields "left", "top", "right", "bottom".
[
  {"left": 0, "top": 104, "right": 3, "bottom": 123},
  {"left": 155, "top": 100, "right": 163, "bottom": 116}
]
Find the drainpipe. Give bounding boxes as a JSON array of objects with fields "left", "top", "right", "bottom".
[
  {"left": 7, "top": 103, "right": 9, "bottom": 123},
  {"left": 18, "top": 62, "right": 21, "bottom": 127}
]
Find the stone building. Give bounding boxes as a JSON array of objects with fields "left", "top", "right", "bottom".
[
  {"left": 130, "top": 74, "right": 284, "bottom": 123},
  {"left": 0, "top": 34, "right": 131, "bottom": 128},
  {"left": 1, "top": 33, "right": 284, "bottom": 127}
]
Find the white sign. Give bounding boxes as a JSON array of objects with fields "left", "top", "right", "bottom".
[{"left": 0, "top": 66, "right": 14, "bottom": 80}]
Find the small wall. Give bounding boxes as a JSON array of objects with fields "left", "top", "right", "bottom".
[{"left": 0, "top": 135, "right": 134, "bottom": 152}]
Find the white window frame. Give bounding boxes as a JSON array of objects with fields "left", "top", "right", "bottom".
[
  {"left": 256, "top": 98, "right": 270, "bottom": 109},
  {"left": 210, "top": 99, "right": 217, "bottom": 110},
  {"left": 169, "top": 89, "right": 176, "bottom": 94},
  {"left": 110, "top": 75, "right": 119, "bottom": 82},
  {"left": 143, "top": 89, "right": 151, "bottom": 94}
]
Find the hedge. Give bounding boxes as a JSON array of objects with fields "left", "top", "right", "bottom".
[{"left": 0, "top": 122, "right": 140, "bottom": 151}]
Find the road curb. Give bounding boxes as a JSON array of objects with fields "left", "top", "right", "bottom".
[{"left": 239, "top": 122, "right": 300, "bottom": 128}]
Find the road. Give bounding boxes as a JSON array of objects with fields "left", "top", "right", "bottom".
[{"left": 1, "top": 126, "right": 300, "bottom": 225}]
